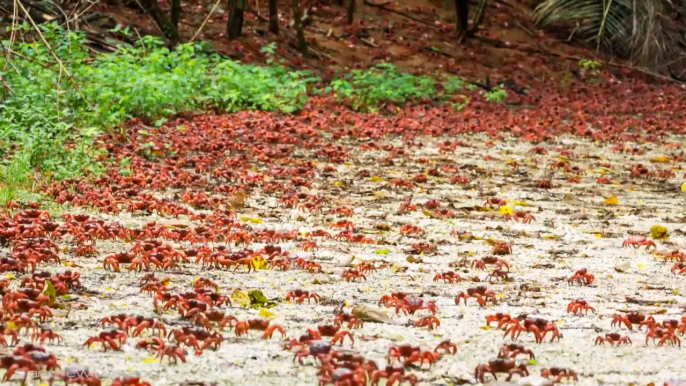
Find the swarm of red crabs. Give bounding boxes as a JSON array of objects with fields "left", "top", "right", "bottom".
[{"left": 0, "top": 65, "right": 683, "bottom": 386}]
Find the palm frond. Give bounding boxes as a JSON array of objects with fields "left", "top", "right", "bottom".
[{"left": 532, "top": 0, "right": 685, "bottom": 71}]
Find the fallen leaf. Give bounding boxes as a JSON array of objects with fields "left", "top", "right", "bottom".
[
  {"left": 231, "top": 289, "right": 250, "bottom": 308},
  {"left": 562, "top": 194, "right": 584, "bottom": 206},
  {"left": 351, "top": 304, "right": 397, "bottom": 324},
  {"left": 252, "top": 255, "right": 269, "bottom": 270},
  {"left": 259, "top": 307, "right": 276, "bottom": 319},
  {"left": 498, "top": 205, "right": 514, "bottom": 215},
  {"left": 604, "top": 195, "right": 619, "bottom": 205},
  {"left": 406, "top": 256, "right": 422, "bottom": 263},
  {"left": 649, "top": 156, "right": 670, "bottom": 163},
  {"left": 650, "top": 225, "right": 669, "bottom": 240},
  {"left": 43, "top": 280, "right": 56, "bottom": 304}
]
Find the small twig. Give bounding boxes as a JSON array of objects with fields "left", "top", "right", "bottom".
[
  {"left": 69, "top": 0, "right": 103, "bottom": 26},
  {"left": 133, "top": 27, "right": 147, "bottom": 55},
  {"left": 0, "top": 74, "right": 14, "bottom": 97},
  {"left": 190, "top": 0, "right": 222, "bottom": 42},
  {"left": 360, "top": 37, "right": 378, "bottom": 48}
]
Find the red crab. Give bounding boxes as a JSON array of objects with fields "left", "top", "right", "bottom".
[
  {"left": 395, "top": 297, "right": 437, "bottom": 316},
  {"left": 622, "top": 235, "right": 656, "bottom": 250},
  {"left": 568, "top": 268, "right": 594, "bottom": 286}
]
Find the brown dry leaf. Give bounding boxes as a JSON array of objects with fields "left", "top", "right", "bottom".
[
  {"left": 228, "top": 192, "right": 247, "bottom": 208},
  {"left": 562, "top": 194, "right": 584, "bottom": 206},
  {"left": 351, "top": 304, "right": 397, "bottom": 324},
  {"left": 406, "top": 256, "right": 423, "bottom": 263},
  {"left": 165, "top": 224, "right": 188, "bottom": 229}
]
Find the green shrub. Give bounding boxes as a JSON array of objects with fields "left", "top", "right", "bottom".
[{"left": 0, "top": 24, "right": 476, "bottom": 203}]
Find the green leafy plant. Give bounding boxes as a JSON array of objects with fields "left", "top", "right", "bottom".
[
  {"left": 578, "top": 59, "right": 602, "bottom": 82},
  {"left": 330, "top": 63, "right": 437, "bottom": 111},
  {"left": 485, "top": 86, "right": 508, "bottom": 103},
  {"left": 0, "top": 25, "right": 320, "bottom": 199},
  {"left": 1, "top": 24, "right": 483, "bottom": 202}
]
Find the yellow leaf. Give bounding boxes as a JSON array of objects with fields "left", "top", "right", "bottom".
[
  {"left": 604, "top": 195, "right": 619, "bottom": 205},
  {"left": 649, "top": 156, "right": 670, "bottom": 163},
  {"left": 638, "top": 264, "right": 645, "bottom": 269},
  {"left": 249, "top": 217, "right": 262, "bottom": 224},
  {"left": 252, "top": 255, "right": 269, "bottom": 270},
  {"left": 673, "top": 289, "right": 680, "bottom": 295},
  {"left": 422, "top": 209, "right": 435, "bottom": 218},
  {"left": 509, "top": 200, "right": 530, "bottom": 206},
  {"left": 231, "top": 289, "right": 250, "bottom": 308},
  {"left": 334, "top": 181, "right": 343, "bottom": 187},
  {"left": 6, "top": 274, "right": 15, "bottom": 279},
  {"left": 650, "top": 225, "right": 668, "bottom": 240},
  {"left": 370, "top": 176, "right": 383, "bottom": 182},
  {"left": 468, "top": 251, "right": 475, "bottom": 257},
  {"left": 372, "top": 191, "right": 387, "bottom": 197},
  {"left": 681, "top": 182, "right": 686, "bottom": 192},
  {"left": 6, "top": 322, "right": 18, "bottom": 330},
  {"left": 498, "top": 205, "right": 514, "bottom": 215},
  {"left": 560, "top": 260, "right": 567, "bottom": 265},
  {"left": 637, "top": 200, "right": 643, "bottom": 206},
  {"left": 259, "top": 307, "right": 276, "bottom": 319},
  {"left": 143, "top": 357, "right": 157, "bottom": 364},
  {"left": 161, "top": 277, "right": 171, "bottom": 286},
  {"left": 497, "top": 293, "right": 504, "bottom": 298},
  {"left": 479, "top": 326, "right": 491, "bottom": 330}
]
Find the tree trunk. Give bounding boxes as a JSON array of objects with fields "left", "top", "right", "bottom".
[
  {"left": 470, "top": 0, "right": 487, "bottom": 33},
  {"left": 346, "top": 0, "right": 355, "bottom": 24},
  {"left": 170, "top": 0, "right": 181, "bottom": 32},
  {"left": 227, "top": 0, "right": 246, "bottom": 40},
  {"left": 139, "top": 0, "right": 180, "bottom": 45},
  {"left": 292, "top": 0, "right": 308, "bottom": 55},
  {"left": 454, "top": 0, "right": 468, "bottom": 37},
  {"left": 268, "top": 0, "right": 279, "bottom": 34}
]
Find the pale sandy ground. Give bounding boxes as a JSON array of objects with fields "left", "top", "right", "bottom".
[{"left": 3, "top": 132, "right": 686, "bottom": 386}]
